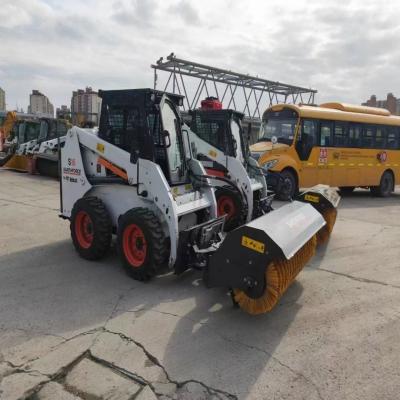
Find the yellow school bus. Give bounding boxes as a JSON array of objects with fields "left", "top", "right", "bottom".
[{"left": 250, "top": 102, "right": 400, "bottom": 200}]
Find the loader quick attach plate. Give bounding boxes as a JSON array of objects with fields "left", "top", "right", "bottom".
[
  {"left": 205, "top": 224, "right": 276, "bottom": 299},
  {"left": 205, "top": 201, "right": 325, "bottom": 299},
  {"left": 174, "top": 216, "right": 225, "bottom": 274}
]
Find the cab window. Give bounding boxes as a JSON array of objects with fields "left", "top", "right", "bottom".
[{"left": 191, "top": 113, "right": 227, "bottom": 153}]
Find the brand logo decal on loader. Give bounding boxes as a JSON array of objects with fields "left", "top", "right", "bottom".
[
  {"left": 208, "top": 150, "right": 217, "bottom": 158},
  {"left": 241, "top": 236, "right": 265, "bottom": 254},
  {"left": 96, "top": 143, "right": 105, "bottom": 153},
  {"left": 63, "top": 167, "right": 81, "bottom": 176},
  {"left": 304, "top": 194, "right": 320, "bottom": 203}
]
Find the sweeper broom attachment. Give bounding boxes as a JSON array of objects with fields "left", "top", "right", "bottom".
[
  {"left": 205, "top": 201, "right": 325, "bottom": 315},
  {"left": 297, "top": 185, "right": 340, "bottom": 245}
]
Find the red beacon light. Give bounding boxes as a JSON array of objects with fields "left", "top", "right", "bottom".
[{"left": 200, "top": 97, "right": 222, "bottom": 110}]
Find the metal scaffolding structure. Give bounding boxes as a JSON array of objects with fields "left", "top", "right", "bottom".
[{"left": 152, "top": 53, "right": 317, "bottom": 119}]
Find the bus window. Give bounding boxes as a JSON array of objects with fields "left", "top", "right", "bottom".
[
  {"left": 387, "top": 127, "right": 399, "bottom": 149},
  {"left": 375, "top": 126, "right": 386, "bottom": 149},
  {"left": 296, "top": 119, "right": 318, "bottom": 160},
  {"left": 259, "top": 109, "right": 298, "bottom": 145},
  {"left": 333, "top": 122, "right": 348, "bottom": 147},
  {"left": 320, "top": 121, "right": 333, "bottom": 147},
  {"left": 362, "top": 125, "right": 375, "bottom": 148},
  {"left": 348, "top": 123, "right": 362, "bottom": 147}
]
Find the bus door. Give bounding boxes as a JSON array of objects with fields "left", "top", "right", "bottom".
[
  {"left": 314, "top": 121, "right": 333, "bottom": 185},
  {"left": 295, "top": 119, "right": 319, "bottom": 187}
]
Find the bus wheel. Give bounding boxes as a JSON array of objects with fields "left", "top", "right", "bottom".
[
  {"left": 370, "top": 171, "right": 394, "bottom": 197},
  {"left": 339, "top": 187, "right": 355, "bottom": 195},
  {"left": 277, "top": 170, "right": 298, "bottom": 201}
]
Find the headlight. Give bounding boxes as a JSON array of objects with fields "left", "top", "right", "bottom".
[{"left": 263, "top": 159, "right": 278, "bottom": 169}]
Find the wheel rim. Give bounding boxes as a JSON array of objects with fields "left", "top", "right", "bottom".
[
  {"left": 382, "top": 175, "right": 391, "bottom": 193},
  {"left": 75, "top": 211, "right": 94, "bottom": 249},
  {"left": 123, "top": 224, "right": 147, "bottom": 268},
  {"left": 217, "top": 195, "right": 236, "bottom": 220},
  {"left": 283, "top": 177, "right": 293, "bottom": 197}
]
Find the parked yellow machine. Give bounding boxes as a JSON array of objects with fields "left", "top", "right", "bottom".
[
  {"left": 251, "top": 102, "right": 400, "bottom": 199},
  {"left": 0, "top": 111, "right": 17, "bottom": 153}
]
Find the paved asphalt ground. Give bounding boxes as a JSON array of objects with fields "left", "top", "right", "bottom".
[{"left": 1, "top": 169, "right": 400, "bottom": 399}]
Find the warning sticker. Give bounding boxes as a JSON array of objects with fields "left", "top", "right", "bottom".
[
  {"left": 96, "top": 143, "right": 105, "bottom": 153},
  {"left": 208, "top": 150, "right": 217, "bottom": 158},
  {"left": 319, "top": 148, "right": 328, "bottom": 164},
  {"left": 241, "top": 236, "right": 265, "bottom": 254},
  {"left": 304, "top": 194, "right": 320, "bottom": 203}
]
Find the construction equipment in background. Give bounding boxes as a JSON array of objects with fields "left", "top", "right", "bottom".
[
  {"left": 0, "top": 116, "right": 72, "bottom": 176},
  {"left": 0, "top": 111, "right": 17, "bottom": 162},
  {"left": 186, "top": 97, "right": 339, "bottom": 243},
  {"left": 0, "top": 115, "right": 40, "bottom": 171},
  {"left": 60, "top": 89, "right": 338, "bottom": 315},
  {"left": 28, "top": 118, "right": 71, "bottom": 177}
]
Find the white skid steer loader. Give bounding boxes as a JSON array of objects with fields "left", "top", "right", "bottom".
[
  {"left": 185, "top": 98, "right": 340, "bottom": 243},
  {"left": 60, "top": 89, "right": 336, "bottom": 314}
]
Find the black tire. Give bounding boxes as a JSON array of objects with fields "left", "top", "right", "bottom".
[
  {"left": 70, "top": 197, "right": 112, "bottom": 260},
  {"left": 370, "top": 171, "right": 394, "bottom": 197},
  {"left": 277, "top": 170, "right": 298, "bottom": 201},
  {"left": 117, "top": 208, "right": 168, "bottom": 281},
  {"left": 215, "top": 186, "right": 244, "bottom": 231},
  {"left": 339, "top": 186, "right": 355, "bottom": 195}
]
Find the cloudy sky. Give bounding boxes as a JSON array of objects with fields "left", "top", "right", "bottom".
[{"left": 1, "top": 0, "right": 400, "bottom": 112}]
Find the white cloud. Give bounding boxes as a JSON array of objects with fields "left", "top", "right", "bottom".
[{"left": 1, "top": 0, "right": 400, "bottom": 111}]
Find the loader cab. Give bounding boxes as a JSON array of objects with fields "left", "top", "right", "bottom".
[
  {"left": 37, "top": 118, "right": 69, "bottom": 143},
  {"left": 190, "top": 102, "right": 248, "bottom": 165},
  {"left": 17, "top": 120, "right": 41, "bottom": 144},
  {"left": 98, "top": 89, "right": 187, "bottom": 185}
]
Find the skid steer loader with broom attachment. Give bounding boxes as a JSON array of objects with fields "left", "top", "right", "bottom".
[
  {"left": 185, "top": 97, "right": 340, "bottom": 243},
  {"left": 60, "top": 88, "right": 338, "bottom": 315}
]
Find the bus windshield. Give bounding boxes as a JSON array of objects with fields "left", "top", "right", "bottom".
[{"left": 259, "top": 117, "right": 298, "bottom": 145}]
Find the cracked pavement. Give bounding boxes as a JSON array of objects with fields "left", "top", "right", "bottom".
[{"left": 1, "top": 170, "right": 400, "bottom": 399}]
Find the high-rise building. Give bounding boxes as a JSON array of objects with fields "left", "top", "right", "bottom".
[
  {"left": 28, "top": 90, "right": 54, "bottom": 117},
  {"left": 56, "top": 105, "right": 71, "bottom": 120},
  {"left": 70, "top": 87, "right": 102, "bottom": 125},
  {"left": 362, "top": 93, "right": 399, "bottom": 115},
  {"left": 0, "top": 87, "right": 5, "bottom": 111}
]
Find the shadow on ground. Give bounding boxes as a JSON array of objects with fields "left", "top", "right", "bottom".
[{"left": 0, "top": 238, "right": 304, "bottom": 398}]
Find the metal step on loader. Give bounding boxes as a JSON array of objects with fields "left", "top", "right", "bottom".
[{"left": 60, "top": 89, "right": 340, "bottom": 315}]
